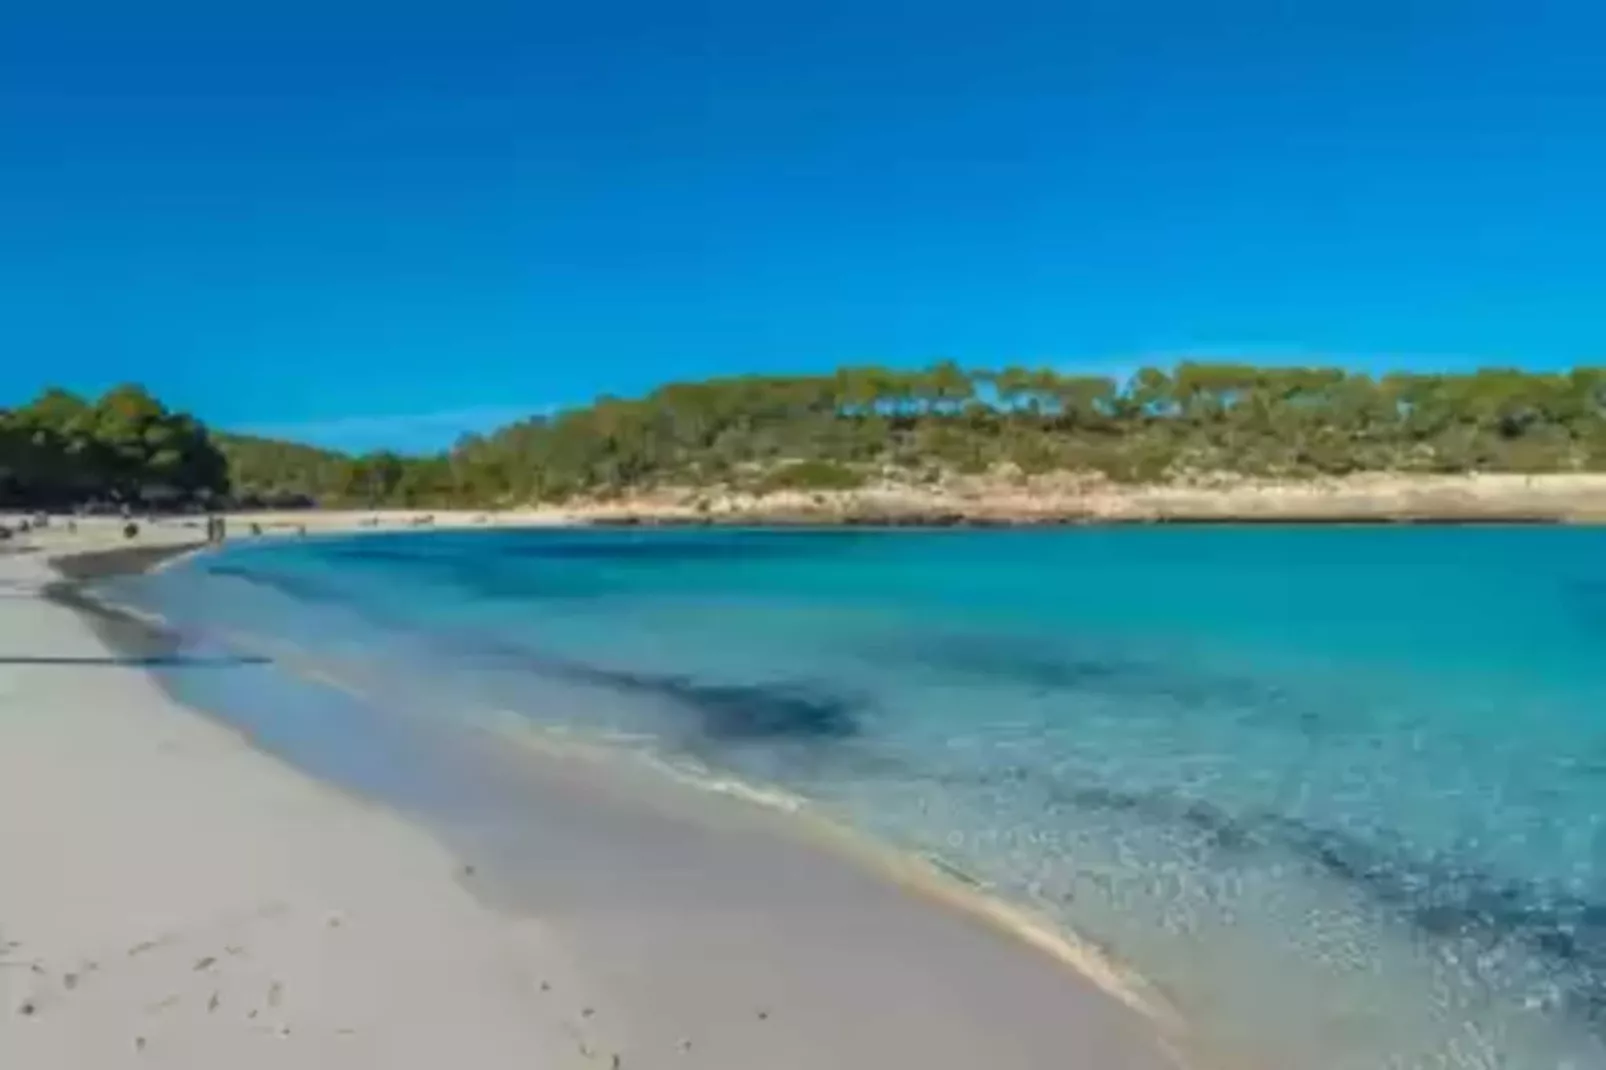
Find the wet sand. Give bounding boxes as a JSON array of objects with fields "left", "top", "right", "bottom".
[{"left": 0, "top": 535, "right": 1188, "bottom": 1068}]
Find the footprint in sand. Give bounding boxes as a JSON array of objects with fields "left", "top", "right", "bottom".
[{"left": 146, "top": 994, "right": 182, "bottom": 1014}]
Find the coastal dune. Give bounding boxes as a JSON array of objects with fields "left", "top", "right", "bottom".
[{"left": 0, "top": 537, "right": 1185, "bottom": 1069}]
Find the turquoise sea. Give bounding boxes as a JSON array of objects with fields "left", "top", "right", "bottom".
[{"left": 114, "top": 526, "right": 1606, "bottom": 1069}]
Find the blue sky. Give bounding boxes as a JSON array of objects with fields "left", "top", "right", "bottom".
[{"left": 3, "top": 2, "right": 1605, "bottom": 452}]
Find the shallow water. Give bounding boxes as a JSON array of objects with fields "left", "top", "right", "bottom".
[{"left": 115, "top": 526, "right": 1606, "bottom": 1069}]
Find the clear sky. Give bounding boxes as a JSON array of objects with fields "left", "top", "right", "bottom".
[{"left": 3, "top": 1, "right": 1604, "bottom": 451}]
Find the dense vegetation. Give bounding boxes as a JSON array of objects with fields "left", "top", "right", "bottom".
[
  {"left": 8, "top": 364, "right": 1606, "bottom": 511},
  {"left": 222, "top": 363, "right": 1606, "bottom": 507},
  {"left": 211, "top": 432, "right": 354, "bottom": 508},
  {"left": 0, "top": 385, "right": 229, "bottom": 510}
]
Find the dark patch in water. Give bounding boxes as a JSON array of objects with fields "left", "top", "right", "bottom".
[
  {"left": 901, "top": 635, "right": 1320, "bottom": 729},
  {"left": 444, "top": 634, "right": 862, "bottom": 743},
  {"left": 202, "top": 563, "right": 347, "bottom": 605},
  {"left": 645, "top": 678, "right": 859, "bottom": 741},
  {"left": 282, "top": 543, "right": 614, "bottom": 603},
  {"left": 433, "top": 559, "right": 612, "bottom": 603},
  {"left": 1279, "top": 820, "right": 1606, "bottom": 1025},
  {"left": 1055, "top": 784, "right": 1261, "bottom": 855},
  {"left": 320, "top": 544, "right": 426, "bottom": 564},
  {"left": 568, "top": 665, "right": 860, "bottom": 743},
  {"left": 1066, "top": 784, "right": 1145, "bottom": 815},
  {"left": 1176, "top": 799, "right": 1255, "bottom": 852},
  {"left": 1057, "top": 779, "right": 1606, "bottom": 1027}
]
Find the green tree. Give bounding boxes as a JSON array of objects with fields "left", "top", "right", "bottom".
[{"left": 1, "top": 385, "right": 228, "bottom": 508}]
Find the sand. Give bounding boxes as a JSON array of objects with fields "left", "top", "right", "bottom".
[
  {"left": 550, "top": 471, "right": 1606, "bottom": 524},
  {"left": 0, "top": 510, "right": 567, "bottom": 556},
  {"left": 0, "top": 544, "right": 598, "bottom": 1068},
  {"left": 0, "top": 525, "right": 1187, "bottom": 1069}
]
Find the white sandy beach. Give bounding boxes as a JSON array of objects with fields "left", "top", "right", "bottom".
[{"left": 0, "top": 543, "right": 605, "bottom": 1068}]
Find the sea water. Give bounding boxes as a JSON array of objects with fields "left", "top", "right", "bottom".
[{"left": 114, "top": 526, "right": 1606, "bottom": 1069}]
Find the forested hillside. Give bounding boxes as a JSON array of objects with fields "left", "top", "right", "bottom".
[
  {"left": 211, "top": 432, "right": 357, "bottom": 508},
  {"left": 444, "top": 363, "right": 1606, "bottom": 503},
  {"left": 8, "top": 364, "right": 1606, "bottom": 511},
  {"left": 0, "top": 385, "right": 228, "bottom": 509}
]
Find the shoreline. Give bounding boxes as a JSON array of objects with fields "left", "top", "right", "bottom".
[
  {"left": 8, "top": 532, "right": 1194, "bottom": 1069},
  {"left": 473, "top": 712, "right": 1180, "bottom": 1027},
  {"left": 580, "top": 510, "right": 1580, "bottom": 528},
  {"left": 10, "top": 471, "right": 1605, "bottom": 556},
  {"left": 46, "top": 541, "right": 209, "bottom": 582},
  {"left": 38, "top": 541, "right": 212, "bottom": 663},
  {"left": 0, "top": 538, "right": 598, "bottom": 1068},
  {"left": 51, "top": 541, "right": 1175, "bottom": 1022}
]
